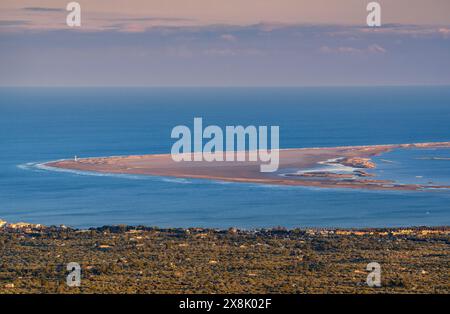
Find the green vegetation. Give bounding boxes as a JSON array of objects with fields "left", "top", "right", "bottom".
[{"left": 0, "top": 225, "right": 449, "bottom": 293}]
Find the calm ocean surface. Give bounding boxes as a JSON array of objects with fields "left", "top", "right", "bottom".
[{"left": 0, "top": 87, "right": 449, "bottom": 229}]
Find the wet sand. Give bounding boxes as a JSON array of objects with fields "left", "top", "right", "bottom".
[{"left": 45, "top": 142, "right": 450, "bottom": 191}]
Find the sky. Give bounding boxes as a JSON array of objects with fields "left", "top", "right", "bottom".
[{"left": 1, "top": 0, "right": 450, "bottom": 86}]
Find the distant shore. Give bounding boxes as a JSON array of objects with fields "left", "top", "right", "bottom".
[
  {"left": 45, "top": 141, "right": 450, "bottom": 191},
  {"left": 1, "top": 220, "right": 448, "bottom": 293},
  {"left": 2, "top": 218, "right": 449, "bottom": 234}
]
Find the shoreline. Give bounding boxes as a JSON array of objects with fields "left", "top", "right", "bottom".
[
  {"left": 45, "top": 141, "right": 450, "bottom": 191},
  {"left": 2, "top": 218, "right": 449, "bottom": 234}
]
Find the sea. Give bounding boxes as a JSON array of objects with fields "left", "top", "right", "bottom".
[{"left": 0, "top": 87, "right": 449, "bottom": 229}]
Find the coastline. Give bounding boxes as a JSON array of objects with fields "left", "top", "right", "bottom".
[
  {"left": 45, "top": 141, "right": 450, "bottom": 191},
  {"left": 2, "top": 218, "right": 450, "bottom": 234}
]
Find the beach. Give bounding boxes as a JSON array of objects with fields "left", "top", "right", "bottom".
[{"left": 46, "top": 142, "right": 450, "bottom": 191}]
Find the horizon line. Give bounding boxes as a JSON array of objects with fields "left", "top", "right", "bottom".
[{"left": 1, "top": 84, "right": 450, "bottom": 88}]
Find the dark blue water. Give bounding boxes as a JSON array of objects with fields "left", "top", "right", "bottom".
[{"left": 0, "top": 87, "right": 449, "bottom": 228}]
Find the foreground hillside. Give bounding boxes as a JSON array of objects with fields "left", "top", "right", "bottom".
[{"left": 0, "top": 222, "right": 449, "bottom": 293}]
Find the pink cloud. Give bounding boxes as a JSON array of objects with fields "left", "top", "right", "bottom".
[
  {"left": 320, "top": 44, "right": 387, "bottom": 55},
  {"left": 120, "top": 23, "right": 147, "bottom": 33},
  {"left": 203, "top": 48, "right": 264, "bottom": 57},
  {"left": 439, "top": 28, "right": 450, "bottom": 38},
  {"left": 220, "top": 34, "right": 237, "bottom": 42},
  {"left": 367, "top": 44, "right": 386, "bottom": 53}
]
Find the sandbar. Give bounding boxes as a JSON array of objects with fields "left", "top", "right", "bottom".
[{"left": 45, "top": 142, "right": 450, "bottom": 191}]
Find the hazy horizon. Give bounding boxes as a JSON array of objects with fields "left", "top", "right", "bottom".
[{"left": 1, "top": 1, "right": 450, "bottom": 86}]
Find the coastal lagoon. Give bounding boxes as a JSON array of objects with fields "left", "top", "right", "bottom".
[{"left": 1, "top": 87, "right": 449, "bottom": 228}]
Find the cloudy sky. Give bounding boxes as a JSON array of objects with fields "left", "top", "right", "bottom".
[{"left": 1, "top": 0, "right": 450, "bottom": 86}]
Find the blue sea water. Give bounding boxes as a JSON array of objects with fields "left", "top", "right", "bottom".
[
  {"left": 370, "top": 148, "right": 450, "bottom": 186},
  {"left": 0, "top": 87, "right": 449, "bottom": 229}
]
